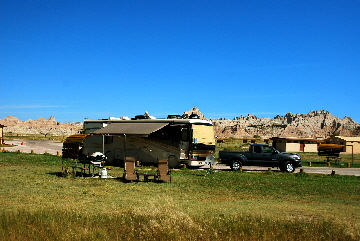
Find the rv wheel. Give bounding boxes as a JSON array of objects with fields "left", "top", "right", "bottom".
[{"left": 168, "top": 155, "right": 179, "bottom": 168}]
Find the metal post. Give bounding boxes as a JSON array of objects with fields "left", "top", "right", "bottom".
[
  {"left": 346, "top": 145, "right": 354, "bottom": 165},
  {"left": 102, "top": 134, "right": 105, "bottom": 155},
  {"left": 123, "top": 134, "right": 126, "bottom": 159}
]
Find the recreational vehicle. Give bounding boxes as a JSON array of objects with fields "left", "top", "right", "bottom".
[{"left": 66, "top": 115, "right": 216, "bottom": 168}]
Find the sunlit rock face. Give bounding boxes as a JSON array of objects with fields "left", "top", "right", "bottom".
[
  {"left": 1, "top": 109, "right": 359, "bottom": 139},
  {"left": 1, "top": 116, "right": 82, "bottom": 136},
  {"left": 186, "top": 108, "right": 360, "bottom": 139}
]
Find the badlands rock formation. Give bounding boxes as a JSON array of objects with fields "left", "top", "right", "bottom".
[
  {"left": 185, "top": 107, "right": 360, "bottom": 139},
  {"left": 0, "top": 116, "right": 82, "bottom": 136},
  {"left": 1, "top": 108, "right": 359, "bottom": 139}
]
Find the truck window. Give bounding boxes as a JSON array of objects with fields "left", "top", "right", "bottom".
[
  {"left": 262, "top": 146, "right": 273, "bottom": 153},
  {"left": 254, "top": 146, "right": 261, "bottom": 153}
]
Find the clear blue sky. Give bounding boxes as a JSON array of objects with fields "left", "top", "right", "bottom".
[{"left": 1, "top": 0, "right": 359, "bottom": 123}]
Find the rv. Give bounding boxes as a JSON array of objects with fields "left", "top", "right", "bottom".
[{"left": 72, "top": 115, "right": 215, "bottom": 168}]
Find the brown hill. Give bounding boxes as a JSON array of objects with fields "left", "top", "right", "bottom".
[
  {"left": 185, "top": 107, "right": 360, "bottom": 139},
  {"left": 0, "top": 116, "right": 82, "bottom": 136},
  {"left": 1, "top": 108, "right": 360, "bottom": 139}
]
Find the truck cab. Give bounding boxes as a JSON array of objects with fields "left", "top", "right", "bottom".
[
  {"left": 248, "top": 144, "right": 281, "bottom": 167},
  {"left": 219, "top": 144, "right": 302, "bottom": 172}
]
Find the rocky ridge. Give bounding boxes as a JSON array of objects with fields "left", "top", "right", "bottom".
[
  {"left": 0, "top": 116, "right": 82, "bottom": 136},
  {"left": 185, "top": 107, "right": 360, "bottom": 139},
  {"left": 1, "top": 108, "right": 360, "bottom": 139}
]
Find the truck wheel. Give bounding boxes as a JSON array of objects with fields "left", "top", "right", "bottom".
[
  {"left": 231, "top": 160, "right": 242, "bottom": 171},
  {"left": 283, "top": 161, "right": 295, "bottom": 173}
]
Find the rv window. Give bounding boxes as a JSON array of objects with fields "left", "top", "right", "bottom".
[
  {"left": 181, "top": 128, "right": 188, "bottom": 141},
  {"left": 105, "top": 136, "right": 113, "bottom": 144},
  {"left": 193, "top": 143, "right": 215, "bottom": 151}
]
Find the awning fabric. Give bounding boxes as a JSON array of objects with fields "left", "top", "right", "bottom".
[{"left": 92, "top": 123, "right": 168, "bottom": 135}]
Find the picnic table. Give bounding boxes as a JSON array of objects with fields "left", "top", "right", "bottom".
[
  {"left": 72, "top": 160, "right": 110, "bottom": 177},
  {"left": 325, "top": 156, "right": 343, "bottom": 165}
]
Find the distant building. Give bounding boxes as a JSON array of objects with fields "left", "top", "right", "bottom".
[
  {"left": 0, "top": 124, "right": 5, "bottom": 144},
  {"left": 270, "top": 137, "right": 319, "bottom": 153},
  {"left": 242, "top": 138, "right": 259, "bottom": 144},
  {"left": 323, "top": 136, "right": 360, "bottom": 154}
]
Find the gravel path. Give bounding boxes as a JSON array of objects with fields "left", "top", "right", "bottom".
[
  {"left": 2, "top": 139, "right": 63, "bottom": 155},
  {"left": 202, "top": 163, "right": 360, "bottom": 176}
]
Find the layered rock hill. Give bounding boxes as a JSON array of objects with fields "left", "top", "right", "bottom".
[
  {"left": 0, "top": 116, "right": 82, "bottom": 136},
  {"left": 186, "top": 107, "right": 360, "bottom": 139},
  {"left": 1, "top": 108, "right": 359, "bottom": 139}
]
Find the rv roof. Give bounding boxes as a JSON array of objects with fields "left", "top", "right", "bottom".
[{"left": 84, "top": 118, "right": 213, "bottom": 125}]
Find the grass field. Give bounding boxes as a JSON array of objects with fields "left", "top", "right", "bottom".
[
  {"left": 3, "top": 133, "right": 66, "bottom": 142},
  {"left": 1, "top": 152, "right": 359, "bottom": 240}
]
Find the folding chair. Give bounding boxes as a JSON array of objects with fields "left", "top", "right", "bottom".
[
  {"left": 123, "top": 157, "right": 138, "bottom": 181},
  {"left": 156, "top": 159, "right": 171, "bottom": 182}
]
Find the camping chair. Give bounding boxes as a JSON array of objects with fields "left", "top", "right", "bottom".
[
  {"left": 156, "top": 159, "right": 171, "bottom": 182},
  {"left": 123, "top": 157, "right": 138, "bottom": 181}
]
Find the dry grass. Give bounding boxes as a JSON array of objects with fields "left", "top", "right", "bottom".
[{"left": 0, "top": 152, "right": 359, "bottom": 240}]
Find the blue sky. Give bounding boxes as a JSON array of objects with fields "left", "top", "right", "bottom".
[{"left": 1, "top": 0, "right": 359, "bottom": 123}]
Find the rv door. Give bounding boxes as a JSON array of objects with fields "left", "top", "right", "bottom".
[{"left": 180, "top": 128, "right": 190, "bottom": 159}]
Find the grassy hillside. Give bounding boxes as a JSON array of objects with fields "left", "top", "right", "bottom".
[{"left": 0, "top": 152, "right": 359, "bottom": 240}]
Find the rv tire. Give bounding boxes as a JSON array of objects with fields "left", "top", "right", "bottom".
[{"left": 168, "top": 155, "right": 179, "bottom": 169}]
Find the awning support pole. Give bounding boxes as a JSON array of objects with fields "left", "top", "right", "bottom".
[
  {"left": 102, "top": 135, "right": 105, "bottom": 154},
  {"left": 124, "top": 134, "right": 126, "bottom": 158}
]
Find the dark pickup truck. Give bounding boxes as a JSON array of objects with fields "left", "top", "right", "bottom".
[{"left": 219, "top": 144, "right": 302, "bottom": 172}]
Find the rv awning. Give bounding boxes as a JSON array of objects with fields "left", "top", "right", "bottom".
[{"left": 92, "top": 123, "right": 168, "bottom": 135}]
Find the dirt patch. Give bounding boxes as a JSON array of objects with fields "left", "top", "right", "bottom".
[{"left": 1, "top": 139, "right": 63, "bottom": 155}]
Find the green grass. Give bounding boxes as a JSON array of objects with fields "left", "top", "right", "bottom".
[
  {"left": 4, "top": 133, "right": 67, "bottom": 142},
  {"left": 300, "top": 152, "right": 360, "bottom": 168},
  {"left": 1, "top": 152, "right": 359, "bottom": 240}
]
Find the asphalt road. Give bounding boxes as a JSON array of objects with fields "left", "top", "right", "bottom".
[{"left": 2, "top": 139, "right": 360, "bottom": 177}]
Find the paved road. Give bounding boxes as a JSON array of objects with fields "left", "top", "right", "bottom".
[
  {"left": 202, "top": 163, "right": 360, "bottom": 176},
  {"left": 2, "top": 139, "right": 360, "bottom": 176}
]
